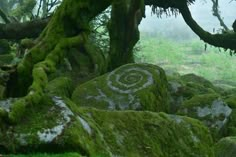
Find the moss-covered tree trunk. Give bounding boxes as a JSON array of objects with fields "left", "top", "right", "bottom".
[
  {"left": 108, "top": 0, "right": 145, "bottom": 70},
  {"left": 1, "top": 0, "right": 145, "bottom": 124},
  {"left": 0, "top": 0, "right": 112, "bottom": 124}
]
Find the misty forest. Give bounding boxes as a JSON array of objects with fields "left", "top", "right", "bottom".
[{"left": 0, "top": 0, "right": 236, "bottom": 156}]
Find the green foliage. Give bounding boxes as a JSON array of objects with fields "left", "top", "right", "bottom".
[
  {"left": 10, "top": 0, "right": 37, "bottom": 21},
  {"left": 0, "top": 0, "right": 62, "bottom": 22},
  {"left": 135, "top": 34, "right": 236, "bottom": 84},
  {"left": 90, "top": 7, "right": 110, "bottom": 53}
]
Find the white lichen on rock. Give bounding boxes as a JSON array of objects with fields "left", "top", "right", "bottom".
[
  {"left": 86, "top": 88, "right": 116, "bottom": 110},
  {"left": 107, "top": 65, "right": 154, "bottom": 94},
  {"left": 77, "top": 116, "right": 92, "bottom": 135},
  {"left": 72, "top": 63, "right": 169, "bottom": 112},
  {"left": 86, "top": 88, "right": 141, "bottom": 110},
  {"left": 37, "top": 125, "right": 64, "bottom": 143},
  {"left": 196, "top": 99, "right": 232, "bottom": 129},
  {"left": 37, "top": 96, "right": 74, "bottom": 143},
  {"left": 0, "top": 98, "right": 16, "bottom": 112}
]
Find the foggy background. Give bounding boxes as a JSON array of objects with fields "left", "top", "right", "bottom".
[{"left": 139, "top": 1, "right": 236, "bottom": 41}]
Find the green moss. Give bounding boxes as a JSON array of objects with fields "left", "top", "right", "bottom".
[
  {"left": 179, "top": 94, "right": 220, "bottom": 109},
  {"left": 45, "top": 77, "right": 73, "bottom": 98},
  {"left": 20, "top": 38, "right": 35, "bottom": 49},
  {"left": 225, "top": 95, "right": 236, "bottom": 108},
  {"left": 73, "top": 108, "right": 214, "bottom": 157},
  {"left": 72, "top": 63, "right": 170, "bottom": 112},
  {"left": 0, "top": 94, "right": 214, "bottom": 156},
  {"left": 214, "top": 136, "right": 236, "bottom": 157},
  {"left": 225, "top": 95, "right": 236, "bottom": 136},
  {"left": 181, "top": 73, "right": 216, "bottom": 90},
  {"left": 9, "top": 99, "right": 26, "bottom": 123},
  {"left": 178, "top": 94, "right": 232, "bottom": 139},
  {"left": 0, "top": 107, "right": 7, "bottom": 118},
  {"left": 182, "top": 82, "right": 216, "bottom": 98}
]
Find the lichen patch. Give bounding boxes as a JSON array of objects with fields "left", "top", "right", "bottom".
[{"left": 37, "top": 96, "right": 74, "bottom": 143}]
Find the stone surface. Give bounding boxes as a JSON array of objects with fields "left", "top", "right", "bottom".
[
  {"left": 224, "top": 94, "right": 236, "bottom": 136},
  {"left": 72, "top": 63, "right": 170, "bottom": 112},
  {"left": 167, "top": 73, "right": 219, "bottom": 113},
  {"left": 178, "top": 94, "right": 232, "bottom": 139},
  {"left": 0, "top": 95, "right": 214, "bottom": 157},
  {"left": 214, "top": 136, "right": 236, "bottom": 157}
]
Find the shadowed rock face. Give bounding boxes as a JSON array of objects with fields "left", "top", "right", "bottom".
[{"left": 72, "top": 63, "right": 170, "bottom": 112}]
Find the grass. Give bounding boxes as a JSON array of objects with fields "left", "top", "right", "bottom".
[{"left": 134, "top": 33, "right": 236, "bottom": 86}]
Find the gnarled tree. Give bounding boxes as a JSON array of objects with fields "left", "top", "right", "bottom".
[{"left": 0, "top": 0, "right": 235, "bottom": 154}]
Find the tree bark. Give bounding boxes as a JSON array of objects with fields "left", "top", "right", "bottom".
[
  {"left": 108, "top": 0, "right": 145, "bottom": 69},
  {"left": 178, "top": 3, "right": 236, "bottom": 51},
  {"left": 0, "top": 18, "right": 49, "bottom": 40},
  {"left": 5, "top": 0, "right": 111, "bottom": 123}
]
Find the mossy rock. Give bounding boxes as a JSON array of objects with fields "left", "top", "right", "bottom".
[
  {"left": 181, "top": 73, "right": 216, "bottom": 90},
  {"left": 221, "top": 88, "right": 236, "bottom": 97},
  {"left": 72, "top": 63, "right": 170, "bottom": 112},
  {"left": 0, "top": 96, "right": 214, "bottom": 156},
  {"left": 20, "top": 38, "right": 35, "bottom": 49},
  {"left": 168, "top": 73, "right": 217, "bottom": 113},
  {"left": 224, "top": 94, "right": 236, "bottom": 136},
  {"left": 214, "top": 136, "right": 236, "bottom": 157},
  {"left": 178, "top": 94, "right": 232, "bottom": 139},
  {"left": 45, "top": 77, "right": 73, "bottom": 98}
]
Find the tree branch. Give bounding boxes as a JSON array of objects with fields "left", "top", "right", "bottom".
[
  {"left": 0, "top": 18, "right": 49, "bottom": 40},
  {"left": 178, "top": 3, "right": 236, "bottom": 51},
  {"left": 0, "top": 8, "right": 11, "bottom": 24},
  {"left": 211, "top": 0, "right": 229, "bottom": 31}
]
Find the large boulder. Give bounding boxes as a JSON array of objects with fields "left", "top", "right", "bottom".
[
  {"left": 178, "top": 94, "right": 232, "bottom": 139},
  {"left": 72, "top": 63, "right": 170, "bottom": 112},
  {"left": 167, "top": 73, "right": 223, "bottom": 113},
  {"left": 0, "top": 96, "right": 214, "bottom": 156},
  {"left": 224, "top": 94, "right": 236, "bottom": 136},
  {"left": 214, "top": 136, "right": 236, "bottom": 157},
  {"left": 180, "top": 73, "right": 217, "bottom": 90}
]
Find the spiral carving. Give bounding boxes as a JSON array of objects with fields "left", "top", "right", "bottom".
[{"left": 107, "top": 64, "right": 154, "bottom": 94}]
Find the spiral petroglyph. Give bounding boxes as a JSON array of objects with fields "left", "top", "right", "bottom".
[
  {"left": 72, "top": 63, "right": 169, "bottom": 112},
  {"left": 107, "top": 64, "right": 154, "bottom": 94}
]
